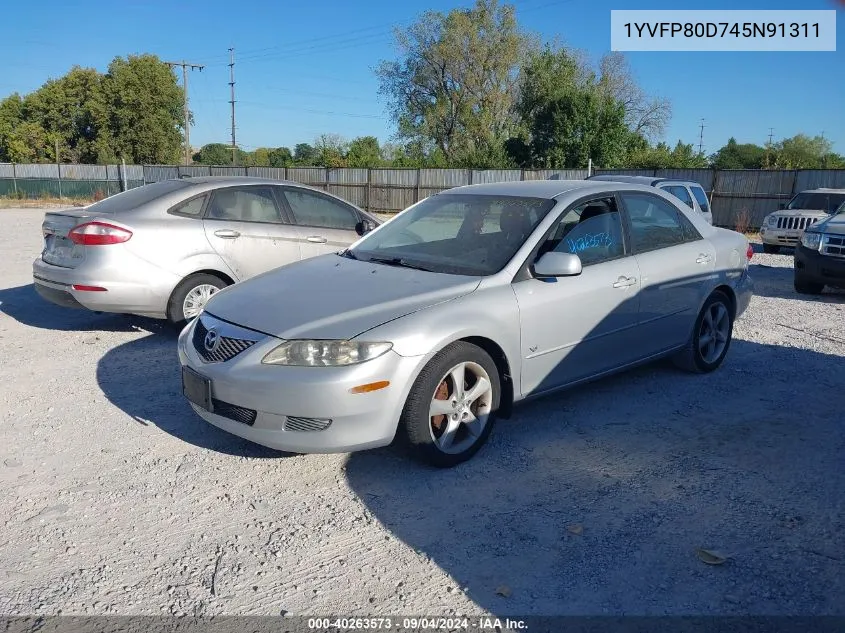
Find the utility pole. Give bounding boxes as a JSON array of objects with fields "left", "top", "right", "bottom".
[
  {"left": 164, "top": 60, "right": 205, "bottom": 165},
  {"left": 698, "top": 118, "right": 705, "bottom": 155},
  {"left": 766, "top": 127, "right": 774, "bottom": 168},
  {"left": 229, "top": 48, "right": 237, "bottom": 165}
]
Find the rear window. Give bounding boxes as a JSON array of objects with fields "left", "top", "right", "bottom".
[
  {"left": 690, "top": 186, "right": 710, "bottom": 213},
  {"left": 83, "top": 180, "right": 192, "bottom": 214}
]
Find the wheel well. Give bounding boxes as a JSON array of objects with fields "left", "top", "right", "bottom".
[
  {"left": 460, "top": 336, "right": 514, "bottom": 419},
  {"left": 713, "top": 284, "right": 737, "bottom": 317},
  {"left": 190, "top": 269, "right": 235, "bottom": 286}
]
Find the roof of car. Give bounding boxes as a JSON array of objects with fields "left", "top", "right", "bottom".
[
  {"left": 586, "top": 174, "right": 705, "bottom": 187},
  {"left": 444, "top": 179, "right": 651, "bottom": 199},
  {"left": 801, "top": 187, "right": 845, "bottom": 193},
  {"left": 174, "top": 175, "right": 284, "bottom": 185}
]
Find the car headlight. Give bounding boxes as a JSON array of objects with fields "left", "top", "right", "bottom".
[
  {"left": 800, "top": 231, "right": 823, "bottom": 251},
  {"left": 261, "top": 340, "right": 393, "bottom": 366},
  {"left": 766, "top": 215, "right": 777, "bottom": 226}
]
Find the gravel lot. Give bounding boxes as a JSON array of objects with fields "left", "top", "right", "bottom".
[{"left": 1, "top": 207, "right": 843, "bottom": 617}]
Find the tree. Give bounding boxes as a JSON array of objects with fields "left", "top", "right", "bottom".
[
  {"left": 102, "top": 54, "right": 184, "bottom": 164},
  {"left": 772, "top": 134, "right": 841, "bottom": 169},
  {"left": 193, "top": 143, "right": 234, "bottom": 165},
  {"left": 314, "top": 133, "right": 348, "bottom": 167},
  {"left": 268, "top": 146, "right": 293, "bottom": 167},
  {"left": 511, "top": 48, "right": 630, "bottom": 168},
  {"left": 596, "top": 52, "right": 671, "bottom": 141},
  {"left": 346, "top": 136, "right": 383, "bottom": 168},
  {"left": 526, "top": 89, "right": 629, "bottom": 168},
  {"left": 709, "top": 137, "right": 766, "bottom": 169},
  {"left": 627, "top": 140, "right": 708, "bottom": 169},
  {"left": 376, "top": 0, "right": 534, "bottom": 166},
  {"left": 293, "top": 143, "right": 319, "bottom": 164},
  {"left": 250, "top": 147, "right": 271, "bottom": 167}
]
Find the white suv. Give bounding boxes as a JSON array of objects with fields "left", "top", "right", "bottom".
[
  {"left": 585, "top": 175, "right": 713, "bottom": 224},
  {"left": 760, "top": 188, "right": 845, "bottom": 254}
]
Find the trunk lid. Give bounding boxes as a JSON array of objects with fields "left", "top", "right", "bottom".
[{"left": 41, "top": 208, "right": 96, "bottom": 268}]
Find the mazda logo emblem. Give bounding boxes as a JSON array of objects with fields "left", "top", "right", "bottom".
[{"left": 204, "top": 328, "right": 221, "bottom": 353}]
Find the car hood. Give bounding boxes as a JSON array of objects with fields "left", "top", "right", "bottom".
[
  {"left": 814, "top": 214, "right": 845, "bottom": 236},
  {"left": 772, "top": 209, "right": 831, "bottom": 218},
  {"left": 203, "top": 254, "right": 481, "bottom": 340}
]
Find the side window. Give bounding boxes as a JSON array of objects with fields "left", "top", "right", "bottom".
[
  {"left": 537, "top": 196, "right": 625, "bottom": 267},
  {"left": 282, "top": 188, "right": 358, "bottom": 230},
  {"left": 677, "top": 210, "right": 703, "bottom": 241},
  {"left": 690, "top": 185, "right": 710, "bottom": 213},
  {"left": 168, "top": 194, "right": 206, "bottom": 218},
  {"left": 206, "top": 187, "right": 282, "bottom": 223},
  {"left": 621, "top": 192, "right": 687, "bottom": 253},
  {"left": 662, "top": 185, "right": 694, "bottom": 209}
]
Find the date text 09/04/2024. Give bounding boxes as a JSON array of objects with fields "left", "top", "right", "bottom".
[
  {"left": 306, "top": 617, "right": 528, "bottom": 630},
  {"left": 622, "top": 22, "right": 820, "bottom": 39}
]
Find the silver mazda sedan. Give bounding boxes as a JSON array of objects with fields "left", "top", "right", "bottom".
[
  {"left": 32, "top": 176, "right": 380, "bottom": 324},
  {"left": 178, "top": 180, "right": 754, "bottom": 467}
]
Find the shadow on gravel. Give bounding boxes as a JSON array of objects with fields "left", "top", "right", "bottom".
[
  {"left": 749, "top": 263, "right": 845, "bottom": 302},
  {"left": 0, "top": 283, "right": 170, "bottom": 333},
  {"left": 346, "top": 340, "right": 845, "bottom": 616},
  {"left": 95, "top": 326, "right": 292, "bottom": 459}
]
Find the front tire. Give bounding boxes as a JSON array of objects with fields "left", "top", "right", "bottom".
[
  {"left": 167, "top": 273, "right": 228, "bottom": 325},
  {"left": 794, "top": 278, "right": 824, "bottom": 295},
  {"left": 400, "top": 342, "right": 500, "bottom": 467},
  {"left": 673, "top": 291, "right": 734, "bottom": 374},
  {"left": 762, "top": 244, "right": 779, "bottom": 254}
]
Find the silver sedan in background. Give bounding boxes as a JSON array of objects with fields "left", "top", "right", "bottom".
[
  {"left": 178, "top": 179, "right": 754, "bottom": 467},
  {"left": 32, "top": 176, "right": 380, "bottom": 323}
]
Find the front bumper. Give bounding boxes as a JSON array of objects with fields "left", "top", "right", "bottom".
[
  {"left": 759, "top": 226, "right": 801, "bottom": 246},
  {"left": 794, "top": 244, "right": 845, "bottom": 288},
  {"left": 177, "top": 315, "right": 423, "bottom": 454}
]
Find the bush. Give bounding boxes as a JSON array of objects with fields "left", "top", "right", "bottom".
[
  {"left": 735, "top": 208, "right": 752, "bottom": 234},
  {"left": 92, "top": 189, "right": 106, "bottom": 202}
]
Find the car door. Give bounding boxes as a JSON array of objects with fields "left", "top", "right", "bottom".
[
  {"left": 202, "top": 185, "right": 301, "bottom": 281},
  {"left": 619, "top": 190, "right": 715, "bottom": 352},
  {"left": 277, "top": 186, "right": 363, "bottom": 258},
  {"left": 512, "top": 195, "right": 643, "bottom": 396}
]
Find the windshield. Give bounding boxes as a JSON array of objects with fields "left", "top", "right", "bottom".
[
  {"left": 84, "top": 179, "right": 192, "bottom": 214},
  {"left": 786, "top": 192, "right": 845, "bottom": 214},
  {"left": 347, "top": 193, "right": 557, "bottom": 276}
]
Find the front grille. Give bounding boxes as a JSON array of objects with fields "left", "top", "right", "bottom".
[
  {"left": 192, "top": 317, "right": 257, "bottom": 363},
  {"left": 822, "top": 234, "right": 845, "bottom": 257},
  {"left": 211, "top": 399, "right": 257, "bottom": 426},
  {"left": 284, "top": 416, "right": 333, "bottom": 432},
  {"left": 776, "top": 216, "right": 818, "bottom": 230}
]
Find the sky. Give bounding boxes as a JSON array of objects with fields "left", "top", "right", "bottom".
[{"left": 1, "top": 0, "right": 843, "bottom": 158}]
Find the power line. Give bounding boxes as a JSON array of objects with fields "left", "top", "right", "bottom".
[
  {"left": 164, "top": 60, "right": 205, "bottom": 165},
  {"left": 229, "top": 48, "right": 237, "bottom": 165}
]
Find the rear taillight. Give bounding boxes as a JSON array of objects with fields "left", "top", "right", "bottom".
[
  {"left": 68, "top": 221, "right": 132, "bottom": 246},
  {"left": 746, "top": 243, "right": 754, "bottom": 261}
]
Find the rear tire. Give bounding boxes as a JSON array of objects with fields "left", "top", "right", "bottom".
[
  {"left": 672, "top": 291, "right": 734, "bottom": 374},
  {"left": 167, "top": 273, "right": 228, "bottom": 325},
  {"left": 762, "top": 244, "right": 779, "bottom": 254},
  {"left": 794, "top": 278, "right": 824, "bottom": 295},
  {"left": 400, "top": 342, "right": 500, "bottom": 468}
]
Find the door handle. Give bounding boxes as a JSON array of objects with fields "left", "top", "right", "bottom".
[
  {"left": 612, "top": 276, "right": 637, "bottom": 288},
  {"left": 214, "top": 229, "right": 240, "bottom": 239},
  {"left": 306, "top": 235, "right": 327, "bottom": 243},
  {"left": 695, "top": 253, "right": 712, "bottom": 264}
]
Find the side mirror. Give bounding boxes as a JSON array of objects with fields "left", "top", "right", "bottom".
[
  {"left": 533, "top": 251, "right": 582, "bottom": 277},
  {"left": 778, "top": 203, "right": 786, "bottom": 210},
  {"left": 355, "top": 219, "right": 376, "bottom": 236}
]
